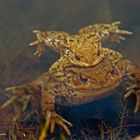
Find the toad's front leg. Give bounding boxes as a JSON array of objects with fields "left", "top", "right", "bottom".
[
  {"left": 29, "top": 30, "right": 70, "bottom": 57},
  {"left": 39, "top": 88, "right": 72, "bottom": 140},
  {"left": 79, "top": 21, "right": 132, "bottom": 43}
]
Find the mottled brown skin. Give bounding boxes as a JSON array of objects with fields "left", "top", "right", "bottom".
[
  {"left": 1, "top": 58, "right": 140, "bottom": 140},
  {"left": 30, "top": 21, "right": 132, "bottom": 57},
  {"left": 29, "top": 31, "right": 105, "bottom": 82},
  {"left": 65, "top": 58, "right": 122, "bottom": 90},
  {"left": 29, "top": 22, "right": 131, "bottom": 82}
]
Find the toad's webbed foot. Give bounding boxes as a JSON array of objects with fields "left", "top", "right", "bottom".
[
  {"left": 110, "top": 34, "right": 126, "bottom": 43},
  {"left": 1, "top": 84, "right": 38, "bottom": 111},
  {"left": 1, "top": 85, "right": 28, "bottom": 109},
  {"left": 108, "top": 21, "right": 132, "bottom": 43},
  {"left": 39, "top": 111, "right": 72, "bottom": 140},
  {"left": 29, "top": 30, "right": 46, "bottom": 57},
  {"left": 124, "top": 83, "right": 140, "bottom": 113}
]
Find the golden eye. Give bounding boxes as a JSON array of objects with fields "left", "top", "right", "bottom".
[{"left": 80, "top": 74, "right": 88, "bottom": 84}]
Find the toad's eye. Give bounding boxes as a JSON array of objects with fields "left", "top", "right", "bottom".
[
  {"left": 75, "top": 55, "right": 81, "bottom": 61},
  {"left": 80, "top": 74, "right": 88, "bottom": 84},
  {"left": 68, "top": 38, "right": 74, "bottom": 42}
]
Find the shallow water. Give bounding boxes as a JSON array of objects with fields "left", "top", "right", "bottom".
[{"left": 0, "top": 0, "right": 140, "bottom": 139}]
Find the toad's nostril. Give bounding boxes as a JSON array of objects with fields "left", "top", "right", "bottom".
[{"left": 75, "top": 55, "right": 81, "bottom": 61}]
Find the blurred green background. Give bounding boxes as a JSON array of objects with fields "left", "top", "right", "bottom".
[{"left": 0, "top": 0, "right": 140, "bottom": 90}]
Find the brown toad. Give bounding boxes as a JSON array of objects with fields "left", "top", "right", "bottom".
[{"left": 1, "top": 58, "right": 140, "bottom": 140}]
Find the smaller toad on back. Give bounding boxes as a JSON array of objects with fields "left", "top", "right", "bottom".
[{"left": 29, "top": 21, "right": 132, "bottom": 81}]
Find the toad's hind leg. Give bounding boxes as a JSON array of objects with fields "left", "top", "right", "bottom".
[
  {"left": 124, "top": 74, "right": 140, "bottom": 112},
  {"left": 124, "top": 60, "right": 140, "bottom": 112},
  {"left": 39, "top": 88, "right": 72, "bottom": 140}
]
